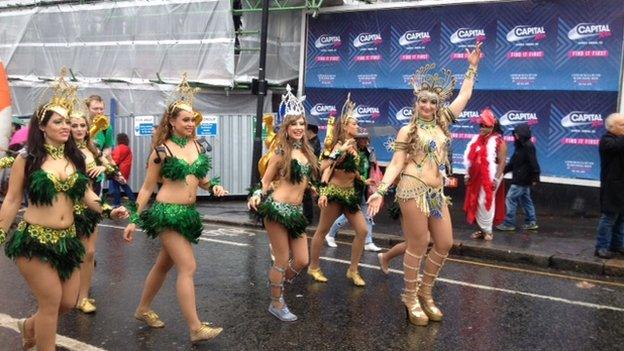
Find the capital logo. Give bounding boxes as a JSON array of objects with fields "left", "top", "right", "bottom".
[
  {"left": 568, "top": 23, "right": 612, "bottom": 41},
  {"left": 354, "top": 105, "right": 381, "bottom": 120},
  {"left": 353, "top": 33, "right": 382, "bottom": 48},
  {"left": 310, "top": 103, "right": 336, "bottom": 117},
  {"left": 561, "top": 111, "right": 603, "bottom": 127},
  {"left": 395, "top": 107, "right": 413, "bottom": 121},
  {"left": 315, "top": 34, "right": 342, "bottom": 49},
  {"left": 450, "top": 28, "right": 486, "bottom": 44},
  {"left": 399, "top": 30, "right": 431, "bottom": 46},
  {"left": 506, "top": 26, "right": 546, "bottom": 42},
  {"left": 500, "top": 110, "right": 538, "bottom": 126},
  {"left": 458, "top": 110, "right": 479, "bottom": 122}
]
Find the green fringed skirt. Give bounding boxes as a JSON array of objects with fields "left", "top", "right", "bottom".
[
  {"left": 74, "top": 203, "right": 102, "bottom": 239},
  {"left": 257, "top": 196, "right": 308, "bottom": 239},
  {"left": 321, "top": 184, "right": 360, "bottom": 213},
  {"left": 139, "top": 202, "right": 203, "bottom": 244},
  {"left": 5, "top": 221, "right": 85, "bottom": 281}
]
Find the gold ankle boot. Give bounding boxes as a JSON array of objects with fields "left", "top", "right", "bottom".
[
  {"left": 76, "top": 297, "right": 97, "bottom": 313},
  {"left": 346, "top": 269, "right": 365, "bottom": 287},
  {"left": 401, "top": 290, "right": 428, "bottom": 326},
  {"left": 190, "top": 322, "right": 223, "bottom": 343},
  {"left": 307, "top": 267, "right": 328, "bottom": 282}
]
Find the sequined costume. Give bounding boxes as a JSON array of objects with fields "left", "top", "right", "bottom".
[
  {"left": 258, "top": 196, "right": 307, "bottom": 239},
  {"left": 139, "top": 201, "right": 204, "bottom": 244},
  {"left": 394, "top": 108, "right": 454, "bottom": 218}
]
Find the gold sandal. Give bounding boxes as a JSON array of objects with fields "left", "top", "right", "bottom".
[{"left": 17, "top": 318, "right": 36, "bottom": 350}]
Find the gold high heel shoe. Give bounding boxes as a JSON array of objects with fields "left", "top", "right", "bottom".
[
  {"left": 402, "top": 289, "right": 429, "bottom": 326},
  {"left": 76, "top": 297, "right": 97, "bottom": 313},
  {"left": 307, "top": 267, "right": 328, "bottom": 282},
  {"left": 346, "top": 269, "right": 365, "bottom": 287},
  {"left": 190, "top": 322, "right": 223, "bottom": 343},
  {"left": 418, "top": 248, "right": 448, "bottom": 321}
]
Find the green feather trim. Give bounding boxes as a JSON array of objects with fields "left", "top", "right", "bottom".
[
  {"left": 5, "top": 224, "right": 84, "bottom": 281},
  {"left": 161, "top": 154, "right": 212, "bottom": 181},
  {"left": 74, "top": 207, "right": 102, "bottom": 238},
  {"left": 139, "top": 202, "right": 203, "bottom": 244},
  {"left": 257, "top": 196, "right": 308, "bottom": 239},
  {"left": 290, "top": 159, "right": 312, "bottom": 184},
  {"left": 336, "top": 153, "right": 359, "bottom": 173},
  {"left": 28, "top": 170, "right": 57, "bottom": 206},
  {"left": 322, "top": 185, "right": 360, "bottom": 213},
  {"left": 66, "top": 172, "right": 89, "bottom": 202}
]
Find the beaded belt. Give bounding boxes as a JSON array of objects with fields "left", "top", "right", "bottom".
[{"left": 18, "top": 221, "right": 77, "bottom": 245}]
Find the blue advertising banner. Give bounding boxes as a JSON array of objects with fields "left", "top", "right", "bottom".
[{"left": 304, "top": 0, "right": 624, "bottom": 182}]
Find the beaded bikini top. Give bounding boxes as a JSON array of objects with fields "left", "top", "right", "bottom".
[
  {"left": 28, "top": 170, "right": 89, "bottom": 206},
  {"left": 290, "top": 159, "right": 312, "bottom": 184}
]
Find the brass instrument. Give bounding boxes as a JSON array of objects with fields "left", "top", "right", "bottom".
[
  {"left": 89, "top": 114, "right": 110, "bottom": 137},
  {"left": 321, "top": 116, "right": 336, "bottom": 159},
  {"left": 258, "top": 113, "right": 279, "bottom": 177}
]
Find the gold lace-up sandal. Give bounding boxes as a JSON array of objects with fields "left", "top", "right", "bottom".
[
  {"left": 17, "top": 317, "right": 35, "bottom": 350},
  {"left": 346, "top": 268, "right": 366, "bottom": 287},
  {"left": 307, "top": 266, "right": 328, "bottom": 282},
  {"left": 268, "top": 265, "right": 297, "bottom": 321},
  {"left": 402, "top": 250, "right": 428, "bottom": 326},
  {"left": 418, "top": 248, "right": 449, "bottom": 322},
  {"left": 134, "top": 310, "right": 165, "bottom": 328},
  {"left": 190, "top": 322, "right": 223, "bottom": 343}
]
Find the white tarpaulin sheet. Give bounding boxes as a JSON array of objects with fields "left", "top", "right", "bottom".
[{"left": 0, "top": 0, "right": 235, "bottom": 86}]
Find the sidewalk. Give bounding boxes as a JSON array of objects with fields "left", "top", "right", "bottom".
[{"left": 196, "top": 198, "right": 624, "bottom": 277}]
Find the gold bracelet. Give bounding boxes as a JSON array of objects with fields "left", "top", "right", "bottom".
[
  {"left": 0, "top": 228, "right": 7, "bottom": 245},
  {"left": 465, "top": 66, "right": 477, "bottom": 80},
  {"left": 376, "top": 182, "right": 389, "bottom": 196}
]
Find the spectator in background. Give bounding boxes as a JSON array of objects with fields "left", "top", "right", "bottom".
[
  {"left": 86, "top": 95, "right": 115, "bottom": 196},
  {"left": 110, "top": 133, "right": 136, "bottom": 207},
  {"left": 464, "top": 109, "right": 507, "bottom": 241},
  {"left": 594, "top": 113, "right": 624, "bottom": 259},
  {"left": 496, "top": 123, "right": 540, "bottom": 231}
]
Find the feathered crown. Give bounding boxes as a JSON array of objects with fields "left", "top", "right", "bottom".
[
  {"left": 277, "top": 84, "right": 306, "bottom": 125},
  {"left": 410, "top": 63, "right": 456, "bottom": 103},
  {"left": 39, "top": 67, "right": 77, "bottom": 122},
  {"left": 340, "top": 92, "right": 357, "bottom": 128},
  {"left": 166, "top": 73, "right": 202, "bottom": 125}
]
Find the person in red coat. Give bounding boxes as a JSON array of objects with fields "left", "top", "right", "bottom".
[
  {"left": 463, "top": 108, "right": 507, "bottom": 241},
  {"left": 110, "top": 133, "right": 136, "bottom": 206}
]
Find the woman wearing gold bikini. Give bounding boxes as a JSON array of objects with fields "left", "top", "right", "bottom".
[
  {"left": 248, "top": 86, "right": 319, "bottom": 321},
  {"left": 0, "top": 70, "right": 127, "bottom": 351},
  {"left": 123, "top": 75, "right": 227, "bottom": 343},
  {"left": 368, "top": 42, "right": 482, "bottom": 326}
]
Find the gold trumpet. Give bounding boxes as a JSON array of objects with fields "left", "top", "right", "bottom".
[
  {"left": 258, "top": 113, "right": 278, "bottom": 177},
  {"left": 89, "top": 114, "right": 110, "bottom": 137},
  {"left": 321, "top": 116, "right": 336, "bottom": 159}
]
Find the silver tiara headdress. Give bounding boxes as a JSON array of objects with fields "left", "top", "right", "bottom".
[{"left": 278, "top": 84, "right": 306, "bottom": 124}]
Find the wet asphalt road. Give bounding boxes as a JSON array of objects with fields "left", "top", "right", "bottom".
[{"left": 0, "top": 221, "right": 623, "bottom": 351}]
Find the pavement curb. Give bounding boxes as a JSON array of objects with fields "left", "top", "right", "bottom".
[{"left": 201, "top": 215, "right": 624, "bottom": 277}]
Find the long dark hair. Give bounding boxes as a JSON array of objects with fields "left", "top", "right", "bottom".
[{"left": 25, "top": 106, "right": 86, "bottom": 189}]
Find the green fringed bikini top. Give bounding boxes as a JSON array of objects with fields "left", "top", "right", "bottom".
[
  {"left": 335, "top": 153, "right": 359, "bottom": 173},
  {"left": 159, "top": 142, "right": 212, "bottom": 181},
  {"left": 290, "top": 159, "right": 312, "bottom": 184},
  {"left": 28, "top": 170, "right": 89, "bottom": 206}
]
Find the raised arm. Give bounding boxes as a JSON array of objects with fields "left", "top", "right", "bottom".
[{"left": 448, "top": 41, "right": 482, "bottom": 117}]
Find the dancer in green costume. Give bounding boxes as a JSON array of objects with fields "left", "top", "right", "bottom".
[
  {"left": 248, "top": 85, "right": 319, "bottom": 322},
  {"left": 123, "top": 74, "right": 227, "bottom": 344},
  {"left": 0, "top": 69, "right": 127, "bottom": 351}
]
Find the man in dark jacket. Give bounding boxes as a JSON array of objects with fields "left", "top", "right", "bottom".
[
  {"left": 594, "top": 113, "right": 624, "bottom": 259},
  {"left": 496, "top": 123, "right": 540, "bottom": 231}
]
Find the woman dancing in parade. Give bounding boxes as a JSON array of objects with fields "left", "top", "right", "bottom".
[
  {"left": 123, "top": 74, "right": 227, "bottom": 343},
  {"left": 69, "top": 104, "right": 124, "bottom": 314},
  {"left": 367, "top": 43, "right": 482, "bottom": 326},
  {"left": 308, "top": 94, "right": 370, "bottom": 287},
  {"left": 248, "top": 86, "right": 319, "bottom": 321},
  {"left": 0, "top": 70, "right": 127, "bottom": 351}
]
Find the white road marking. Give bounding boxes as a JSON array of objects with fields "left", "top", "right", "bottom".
[
  {"left": 99, "top": 223, "right": 624, "bottom": 313},
  {"left": 320, "top": 256, "right": 624, "bottom": 313},
  {"left": 0, "top": 313, "right": 107, "bottom": 351}
]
